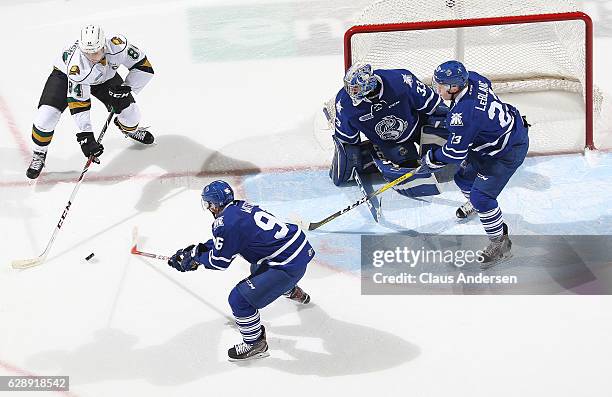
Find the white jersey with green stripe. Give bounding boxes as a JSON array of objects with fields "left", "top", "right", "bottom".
[
  {"left": 53, "top": 34, "right": 153, "bottom": 133},
  {"left": 54, "top": 34, "right": 147, "bottom": 87}
]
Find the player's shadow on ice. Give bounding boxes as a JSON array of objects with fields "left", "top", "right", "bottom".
[
  {"left": 242, "top": 303, "right": 420, "bottom": 375},
  {"left": 36, "top": 134, "right": 261, "bottom": 211},
  {"left": 25, "top": 322, "right": 229, "bottom": 386},
  {"left": 25, "top": 304, "right": 419, "bottom": 385}
]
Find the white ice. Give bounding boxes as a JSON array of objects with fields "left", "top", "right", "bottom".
[{"left": 1, "top": 1, "right": 612, "bottom": 396}]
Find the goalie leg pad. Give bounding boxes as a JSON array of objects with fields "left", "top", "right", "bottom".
[
  {"left": 370, "top": 153, "right": 442, "bottom": 198},
  {"left": 329, "top": 135, "right": 364, "bottom": 186},
  {"left": 420, "top": 125, "right": 450, "bottom": 157},
  {"left": 374, "top": 141, "right": 420, "bottom": 167}
]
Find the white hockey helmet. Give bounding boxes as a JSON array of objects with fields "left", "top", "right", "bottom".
[{"left": 78, "top": 25, "right": 105, "bottom": 54}]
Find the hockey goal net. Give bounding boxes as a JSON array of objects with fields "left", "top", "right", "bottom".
[{"left": 337, "top": 0, "right": 611, "bottom": 155}]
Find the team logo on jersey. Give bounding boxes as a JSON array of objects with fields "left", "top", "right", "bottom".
[
  {"left": 111, "top": 37, "right": 125, "bottom": 45},
  {"left": 402, "top": 73, "right": 413, "bottom": 87},
  {"left": 336, "top": 100, "right": 343, "bottom": 114},
  {"left": 450, "top": 113, "right": 464, "bottom": 126},
  {"left": 477, "top": 173, "right": 489, "bottom": 181},
  {"left": 213, "top": 216, "right": 224, "bottom": 229},
  {"left": 374, "top": 115, "right": 407, "bottom": 140},
  {"left": 240, "top": 202, "right": 254, "bottom": 213},
  {"left": 69, "top": 65, "right": 80, "bottom": 75}
]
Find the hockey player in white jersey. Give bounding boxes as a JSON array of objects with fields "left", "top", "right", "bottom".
[{"left": 26, "top": 25, "right": 155, "bottom": 179}]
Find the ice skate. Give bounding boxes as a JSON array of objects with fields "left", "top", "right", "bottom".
[
  {"left": 284, "top": 285, "right": 311, "bottom": 304},
  {"left": 456, "top": 200, "right": 476, "bottom": 219},
  {"left": 115, "top": 118, "right": 154, "bottom": 144},
  {"left": 228, "top": 325, "right": 269, "bottom": 362},
  {"left": 479, "top": 224, "right": 512, "bottom": 269},
  {"left": 26, "top": 150, "right": 47, "bottom": 179}
]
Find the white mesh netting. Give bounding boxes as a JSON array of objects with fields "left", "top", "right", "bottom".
[{"left": 335, "top": 0, "right": 612, "bottom": 154}]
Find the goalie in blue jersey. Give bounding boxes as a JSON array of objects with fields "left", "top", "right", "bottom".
[
  {"left": 167, "top": 180, "right": 314, "bottom": 361},
  {"left": 329, "top": 63, "right": 453, "bottom": 198},
  {"left": 418, "top": 60, "right": 530, "bottom": 268}
]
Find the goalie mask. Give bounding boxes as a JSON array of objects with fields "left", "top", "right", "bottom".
[{"left": 344, "top": 63, "right": 378, "bottom": 105}]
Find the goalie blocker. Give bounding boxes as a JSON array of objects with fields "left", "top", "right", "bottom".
[{"left": 329, "top": 125, "right": 456, "bottom": 198}]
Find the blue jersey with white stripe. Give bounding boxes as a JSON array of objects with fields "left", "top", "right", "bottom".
[
  {"left": 196, "top": 201, "right": 314, "bottom": 271},
  {"left": 334, "top": 69, "right": 442, "bottom": 146},
  {"left": 433, "top": 71, "right": 529, "bottom": 164}
]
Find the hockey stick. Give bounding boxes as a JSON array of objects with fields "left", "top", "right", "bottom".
[
  {"left": 307, "top": 168, "right": 417, "bottom": 231},
  {"left": 130, "top": 246, "right": 171, "bottom": 262},
  {"left": 130, "top": 226, "right": 171, "bottom": 261},
  {"left": 352, "top": 169, "right": 381, "bottom": 223},
  {"left": 11, "top": 111, "right": 115, "bottom": 269}
]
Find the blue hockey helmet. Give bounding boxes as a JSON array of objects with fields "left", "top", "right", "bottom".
[
  {"left": 201, "top": 180, "right": 234, "bottom": 210},
  {"left": 344, "top": 63, "right": 379, "bottom": 105},
  {"left": 433, "top": 60, "right": 469, "bottom": 90}
]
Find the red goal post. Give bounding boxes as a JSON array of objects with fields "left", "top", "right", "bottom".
[{"left": 343, "top": 11, "right": 595, "bottom": 151}]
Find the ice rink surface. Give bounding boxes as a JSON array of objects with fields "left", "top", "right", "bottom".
[{"left": 1, "top": 0, "right": 612, "bottom": 396}]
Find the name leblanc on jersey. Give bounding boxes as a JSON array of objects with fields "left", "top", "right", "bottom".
[
  {"left": 475, "top": 80, "right": 489, "bottom": 111},
  {"left": 372, "top": 272, "right": 518, "bottom": 285}
]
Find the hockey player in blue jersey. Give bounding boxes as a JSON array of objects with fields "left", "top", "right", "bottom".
[
  {"left": 330, "top": 63, "right": 452, "bottom": 197},
  {"left": 418, "top": 60, "right": 530, "bottom": 268},
  {"left": 167, "top": 180, "right": 314, "bottom": 361}
]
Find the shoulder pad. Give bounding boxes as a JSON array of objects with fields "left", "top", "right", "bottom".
[
  {"left": 106, "top": 34, "right": 128, "bottom": 55},
  {"left": 335, "top": 89, "right": 353, "bottom": 109},
  {"left": 61, "top": 41, "right": 80, "bottom": 65}
]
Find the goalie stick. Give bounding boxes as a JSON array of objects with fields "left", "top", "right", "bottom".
[
  {"left": 352, "top": 168, "right": 381, "bottom": 223},
  {"left": 11, "top": 111, "right": 115, "bottom": 269},
  {"left": 307, "top": 168, "right": 416, "bottom": 231}
]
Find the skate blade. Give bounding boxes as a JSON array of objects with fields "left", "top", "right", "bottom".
[
  {"left": 456, "top": 212, "right": 477, "bottom": 222},
  {"left": 480, "top": 252, "right": 513, "bottom": 270},
  {"left": 228, "top": 351, "right": 270, "bottom": 362}
]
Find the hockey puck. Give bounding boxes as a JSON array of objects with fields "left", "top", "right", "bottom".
[{"left": 85, "top": 253, "right": 95, "bottom": 261}]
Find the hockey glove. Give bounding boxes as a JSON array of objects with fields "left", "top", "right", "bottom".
[
  {"left": 108, "top": 85, "right": 133, "bottom": 114},
  {"left": 416, "top": 149, "right": 446, "bottom": 175},
  {"left": 425, "top": 102, "right": 450, "bottom": 128},
  {"left": 76, "top": 132, "right": 104, "bottom": 158},
  {"left": 167, "top": 244, "right": 208, "bottom": 272}
]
